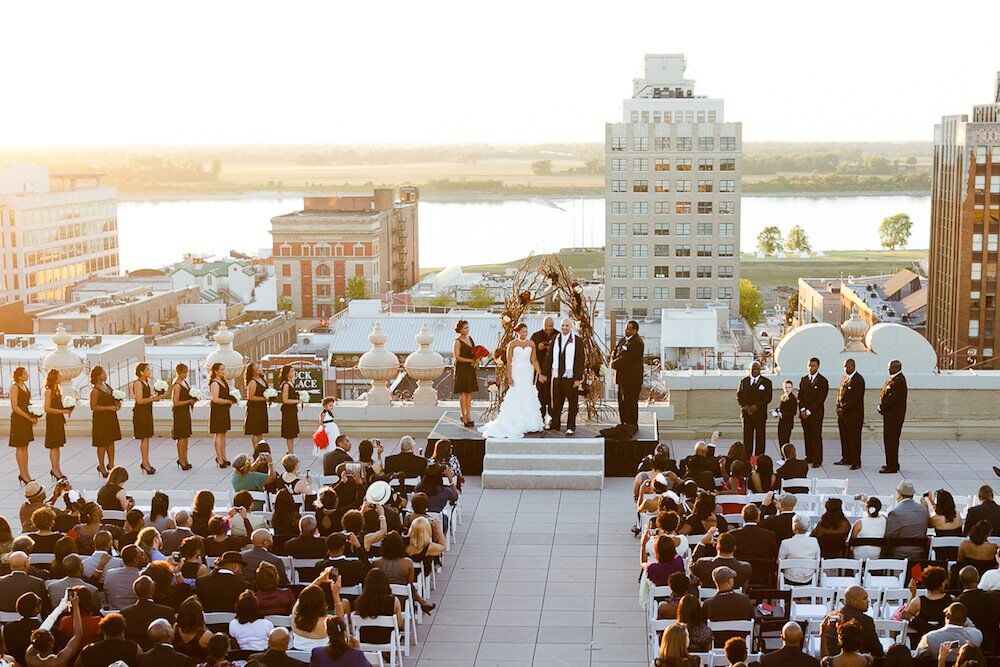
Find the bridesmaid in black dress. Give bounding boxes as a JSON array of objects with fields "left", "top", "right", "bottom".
[
  {"left": 43, "top": 369, "right": 72, "bottom": 482},
  {"left": 452, "top": 320, "right": 479, "bottom": 428},
  {"left": 90, "top": 365, "right": 122, "bottom": 478},
  {"left": 777, "top": 379, "right": 798, "bottom": 447},
  {"left": 242, "top": 362, "right": 269, "bottom": 448},
  {"left": 172, "top": 363, "right": 196, "bottom": 471},
  {"left": 9, "top": 366, "right": 38, "bottom": 485},
  {"left": 209, "top": 362, "right": 234, "bottom": 468},
  {"left": 132, "top": 362, "right": 161, "bottom": 475},
  {"left": 278, "top": 364, "right": 301, "bottom": 455}
]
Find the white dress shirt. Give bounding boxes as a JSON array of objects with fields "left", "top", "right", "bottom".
[
  {"left": 556, "top": 333, "right": 576, "bottom": 380},
  {"left": 777, "top": 533, "right": 821, "bottom": 584}
]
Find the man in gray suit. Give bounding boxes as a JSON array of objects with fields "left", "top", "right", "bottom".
[
  {"left": 240, "top": 529, "right": 289, "bottom": 586},
  {"left": 884, "top": 480, "right": 930, "bottom": 558}
]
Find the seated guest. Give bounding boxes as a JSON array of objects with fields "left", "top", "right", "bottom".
[
  {"left": 229, "top": 590, "right": 274, "bottom": 652},
  {"left": 427, "top": 439, "right": 463, "bottom": 489},
  {"left": 701, "top": 567, "right": 753, "bottom": 621},
  {"left": 645, "top": 535, "right": 685, "bottom": 586},
  {"left": 229, "top": 490, "right": 271, "bottom": 538},
  {"left": 403, "top": 493, "right": 447, "bottom": 547},
  {"left": 313, "top": 488, "right": 342, "bottom": 537},
  {"left": 677, "top": 593, "right": 713, "bottom": 652},
  {"left": 902, "top": 565, "right": 954, "bottom": 637},
  {"left": 291, "top": 580, "right": 345, "bottom": 651},
  {"left": 57, "top": 586, "right": 103, "bottom": 647},
  {"left": 353, "top": 569, "right": 404, "bottom": 649},
  {"left": 45, "top": 554, "right": 97, "bottom": 608},
  {"left": 643, "top": 512, "right": 690, "bottom": 563},
  {"left": 204, "top": 515, "right": 249, "bottom": 557},
  {"left": 147, "top": 560, "right": 194, "bottom": 612},
  {"left": 414, "top": 464, "right": 458, "bottom": 526},
  {"left": 341, "top": 507, "right": 387, "bottom": 558},
  {"left": 884, "top": 481, "right": 930, "bottom": 559},
  {"left": 201, "top": 634, "right": 238, "bottom": 667},
  {"left": 20, "top": 481, "right": 63, "bottom": 533},
  {"left": 725, "top": 636, "right": 758, "bottom": 667},
  {"left": 959, "top": 519, "right": 998, "bottom": 568},
  {"left": 270, "top": 489, "right": 301, "bottom": 537},
  {"left": 190, "top": 491, "right": 215, "bottom": 538},
  {"left": 309, "top": 616, "right": 368, "bottom": 667},
  {"left": 147, "top": 492, "right": 175, "bottom": 532},
  {"left": 276, "top": 454, "right": 313, "bottom": 496},
  {"left": 849, "top": 498, "right": 886, "bottom": 561},
  {"left": 98, "top": 466, "right": 131, "bottom": 513},
  {"left": 777, "top": 516, "right": 821, "bottom": 585},
  {"left": 979, "top": 548, "right": 1000, "bottom": 590},
  {"left": 679, "top": 441, "right": 720, "bottom": 483},
  {"left": 957, "top": 565, "right": 1000, "bottom": 649},
  {"left": 680, "top": 492, "right": 726, "bottom": 535},
  {"left": 3, "top": 592, "right": 42, "bottom": 665},
  {"left": 760, "top": 622, "right": 819, "bottom": 667},
  {"left": 79, "top": 612, "right": 142, "bottom": 667},
  {"left": 372, "top": 530, "right": 435, "bottom": 614},
  {"left": 761, "top": 493, "right": 797, "bottom": 542},
  {"left": 231, "top": 453, "right": 277, "bottom": 493},
  {"left": 749, "top": 454, "right": 779, "bottom": 493},
  {"left": 142, "top": 618, "right": 196, "bottom": 666},
  {"left": 284, "top": 516, "right": 326, "bottom": 558},
  {"left": 691, "top": 532, "right": 751, "bottom": 590},
  {"left": 105, "top": 545, "right": 149, "bottom": 610},
  {"left": 81, "top": 531, "right": 122, "bottom": 582},
  {"left": 818, "top": 619, "right": 871, "bottom": 667},
  {"left": 195, "top": 551, "right": 249, "bottom": 612},
  {"left": 25, "top": 596, "right": 82, "bottom": 667},
  {"left": 965, "top": 484, "right": 1000, "bottom": 536},
  {"left": 136, "top": 527, "right": 168, "bottom": 562},
  {"left": 122, "top": 575, "right": 176, "bottom": 648},
  {"left": 405, "top": 516, "right": 445, "bottom": 564},
  {"left": 729, "top": 504, "right": 776, "bottom": 562},
  {"left": 811, "top": 499, "right": 852, "bottom": 558},
  {"left": 173, "top": 596, "right": 212, "bottom": 662},
  {"left": 317, "top": 533, "right": 370, "bottom": 588},
  {"left": 121, "top": 509, "right": 146, "bottom": 546},
  {"left": 720, "top": 460, "right": 749, "bottom": 513},
  {"left": 161, "top": 511, "right": 195, "bottom": 556},
  {"left": 242, "top": 529, "right": 290, "bottom": 586},
  {"left": 384, "top": 435, "right": 428, "bottom": 481},
  {"left": 26, "top": 507, "right": 63, "bottom": 553},
  {"left": 775, "top": 444, "right": 808, "bottom": 487},
  {"left": 0, "top": 552, "right": 47, "bottom": 612},
  {"left": 177, "top": 536, "right": 210, "bottom": 583},
  {"left": 921, "top": 489, "right": 964, "bottom": 536},
  {"left": 915, "top": 602, "right": 983, "bottom": 659},
  {"left": 47, "top": 535, "right": 79, "bottom": 579},
  {"left": 820, "top": 586, "right": 884, "bottom": 658},
  {"left": 322, "top": 435, "right": 354, "bottom": 477},
  {"left": 657, "top": 572, "right": 692, "bottom": 620},
  {"left": 653, "top": 623, "right": 700, "bottom": 667},
  {"left": 254, "top": 561, "right": 295, "bottom": 616},
  {"left": 247, "top": 627, "right": 308, "bottom": 667}
]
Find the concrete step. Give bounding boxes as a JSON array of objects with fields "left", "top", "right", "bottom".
[
  {"left": 485, "top": 437, "right": 603, "bottom": 455},
  {"left": 482, "top": 469, "right": 604, "bottom": 490},
  {"left": 483, "top": 453, "right": 604, "bottom": 472}
]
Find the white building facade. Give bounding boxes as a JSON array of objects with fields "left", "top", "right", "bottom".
[{"left": 605, "top": 54, "right": 742, "bottom": 319}]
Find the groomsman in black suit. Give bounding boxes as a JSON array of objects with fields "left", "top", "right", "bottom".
[
  {"left": 798, "top": 357, "right": 829, "bottom": 468},
  {"left": 737, "top": 362, "right": 772, "bottom": 456},
  {"left": 530, "top": 317, "right": 557, "bottom": 425},
  {"left": 835, "top": 358, "right": 865, "bottom": 470},
  {"left": 878, "top": 359, "right": 908, "bottom": 474},
  {"left": 610, "top": 320, "right": 644, "bottom": 436}
]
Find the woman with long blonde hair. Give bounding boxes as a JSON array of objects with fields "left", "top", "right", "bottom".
[
  {"left": 405, "top": 516, "right": 445, "bottom": 561},
  {"left": 43, "top": 369, "right": 73, "bottom": 481},
  {"left": 10, "top": 366, "right": 37, "bottom": 485},
  {"left": 655, "top": 623, "right": 699, "bottom": 667}
]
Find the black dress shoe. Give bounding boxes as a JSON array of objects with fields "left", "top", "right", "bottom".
[
  {"left": 993, "top": 466, "right": 1000, "bottom": 478},
  {"left": 833, "top": 460, "right": 849, "bottom": 466},
  {"left": 878, "top": 466, "right": 900, "bottom": 474},
  {"left": 850, "top": 464, "right": 862, "bottom": 470},
  {"left": 811, "top": 463, "right": 822, "bottom": 469}
]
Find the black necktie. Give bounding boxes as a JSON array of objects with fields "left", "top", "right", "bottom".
[{"left": 559, "top": 335, "right": 568, "bottom": 377}]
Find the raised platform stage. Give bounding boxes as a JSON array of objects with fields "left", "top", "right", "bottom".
[{"left": 426, "top": 410, "right": 658, "bottom": 482}]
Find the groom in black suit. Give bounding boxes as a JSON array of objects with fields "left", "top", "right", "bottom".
[
  {"left": 737, "top": 362, "right": 772, "bottom": 456},
  {"left": 540, "top": 318, "right": 585, "bottom": 435},
  {"left": 611, "top": 320, "right": 644, "bottom": 435},
  {"left": 798, "top": 357, "right": 829, "bottom": 468}
]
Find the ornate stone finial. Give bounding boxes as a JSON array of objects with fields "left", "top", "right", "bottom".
[
  {"left": 205, "top": 322, "right": 245, "bottom": 380},
  {"left": 404, "top": 323, "right": 445, "bottom": 405},
  {"left": 841, "top": 306, "right": 869, "bottom": 352},
  {"left": 41, "top": 323, "right": 84, "bottom": 397},
  {"left": 358, "top": 322, "right": 400, "bottom": 406}
]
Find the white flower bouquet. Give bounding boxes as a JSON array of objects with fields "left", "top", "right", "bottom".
[
  {"left": 153, "top": 379, "right": 169, "bottom": 394},
  {"left": 487, "top": 382, "right": 499, "bottom": 394},
  {"left": 263, "top": 387, "right": 279, "bottom": 400},
  {"left": 298, "top": 390, "right": 311, "bottom": 403},
  {"left": 229, "top": 389, "right": 242, "bottom": 402},
  {"left": 188, "top": 387, "right": 203, "bottom": 400},
  {"left": 62, "top": 396, "right": 77, "bottom": 409},
  {"left": 112, "top": 389, "right": 126, "bottom": 401},
  {"left": 27, "top": 404, "right": 45, "bottom": 417}
]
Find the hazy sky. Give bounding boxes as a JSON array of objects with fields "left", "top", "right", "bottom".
[{"left": 3, "top": 1, "right": 999, "bottom": 147}]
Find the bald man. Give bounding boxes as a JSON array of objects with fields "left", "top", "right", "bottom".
[
  {"left": 247, "top": 627, "right": 305, "bottom": 666},
  {"left": 141, "top": 619, "right": 191, "bottom": 666},
  {"left": 0, "top": 551, "right": 47, "bottom": 612},
  {"left": 821, "top": 586, "right": 883, "bottom": 658},
  {"left": 737, "top": 362, "right": 772, "bottom": 457},
  {"left": 531, "top": 316, "right": 557, "bottom": 425},
  {"left": 877, "top": 359, "right": 907, "bottom": 473},
  {"left": 761, "top": 622, "right": 819, "bottom": 667},
  {"left": 241, "top": 529, "right": 289, "bottom": 586}
]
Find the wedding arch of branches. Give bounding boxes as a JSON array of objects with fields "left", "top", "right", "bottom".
[{"left": 480, "top": 254, "right": 612, "bottom": 422}]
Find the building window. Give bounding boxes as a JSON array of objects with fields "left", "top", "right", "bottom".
[
  {"left": 641, "top": 111, "right": 649, "bottom": 122},
  {"left": 611, "top": 201, "right": 627, "bottom": 215},
  {"left": 697, "top": 111, "right": 705, "bottom": 123},
  {"left": 720, "top": 137, "right": 737, "bottom": 151},
  {"left": 611, "top": 223, "right": 627, "bottom": 236},
  {"left": 698, "top": 159, "right": 714, "bottom": 171},
  {"left": 654, "top": 244, "right": 670, "bottom": 257},
  {"left": 990, "top": 234, "right": 999, "bottom": 252},
  {"left": 708, "top": 111, "right": 717, "bottom": 122},
  {"left": 970, "top": 320, "right": 980, "bottom": 337},
  {"left": 697, "top": 180, "right": 713, "bottom": 193},
  {"left": 676, "top": 159, "right": 692, "bottom": 171},
  {"left": 654, "top": 287, "right": 669, "bottom": 300},
  {"left": 677, "top": 137, "right": 692, "bottom": 151},
  {"left": 654, "top": 223, "right": 670, "bottom": 235},
  {"left": 316, "top": 264, "right": 331, "bottom": 277},
  {"left": 611, "top": 265, "right": 626, "bottom": 279},
  {"left": 676, "top": 245, "right": 691, "bottom": 257},
  {"left": 632, "top": 287, "right": 648, "bottom": 300},
  {"left": 719, "top": 244, "right": 735, "bottom": 257},
  {"left": 633, "top": 137, "right": 648, "bottom": 151},
  {"left": 720, "top": 201, "right": 735, "bottom": 214},
  {"left": 611, "top": 137, "right": 626, "bottom": 151},
  {"left": 718, "top": 286, "right": 733, "bottom": 300},
  {"left": 977, "top": 147, "right": 987, "bottom": 163},
  {"left": 654, "top": 201, "right": 670, "bottom": 214},
  {"left": 633, "top": 244, "right": 649, "bottom": 257},
  {"left": 633, "top": 308, "right": 648, "bottom": 318},
  {"left": 316, "top": 283, "right": 331, "bottom": 297},
  {"left": 697, "top": 222, "right": 713, "bottom": 235},
  {"left": 630, "top": 111, "right": 639, "bottom": 123},
  {"left": 696, "top": 287, "right": 712, "bottom": 299},
  {"left": 633, "top": 180, "right": 649, "bottom": 193},
  {"left": 697, "top": 202, "right": 713, "bottom": 214},
  {"left": 655, "top": 137, "right": 671, "bottom": 151},
  {"left": 719, "top": 222, "right": 734, "bottom": 236},
  {"left": 720, "top": 158, "right": 736, "bottom": 171},
  {"left": 676, "top": 180, "right": 691, "bottom": 192},
  {"left": 719, "top": 265, "right": 734, "bottom": 278},
  {"left": 720, "top": 180, "right": 736, "bottom": 193},
  {"left": 974, "top": 234, "right": 984, "bottom": 251},
  {"left": 611, "top": 158, "right": 627, "bottom": 171},
  {"left": 633, "top": 202, "right": 649, "bottom": 215},
  {"left": 697, "top": 245, "right": 712, "bottom": 257},
  {"left": 281, "top": 264, "right": 291, "bottom": 277},
  {"left": 654, "top": 265, "right": 669, "bottom": 278},
  {"left": 281, "top": 284, "right": 291, "bottom": 296},
  {"left": 633, "top": 265, "right": 649, "bottom": 279},
  {"left": 632, "top": 222, "right": 649, "bottom": 236},
  {"left": 653, "top": 111, "right": 661, "bottom": 123},
  {"left": 697, "top": 265, "right": 712, "bottom": 278},
  {"left": 654, "top": 180, "right": 670, "bottom": 192},
  {"left": 973, "top": 262, "right": 982, "bottom": 280},
  {"left": 611, "top": 244, "right": 627, "bottom": 257},
  {"left": 971, "top": 291, "right": 981, "bottom": 310},
  {"left": 676, "top": 223, "right": 691, "bottom": 235},
  {"left": 633, "top": 159, "right": 649, "bottom": 171},
  {"left": 611, "top": 287, "right": 626, "bottom": 301},
  {"left": 655, "top": 158, "right": 670, "bottom": 171},
  {"left": 698, "top": 137, "right": 714, "bottom": 151},
  {"left": 676, "top": 287, "right": 691, "bottom": 299},
  {"left": 611, "top": 180, "right": 627, "bottom": 193},
  {"left": 676, "top": 202, "right": 692, "bottom": 215}
]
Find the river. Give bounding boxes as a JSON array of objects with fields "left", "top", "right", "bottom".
[{"left": 117, "top": 194, "right": 930, "bottom": 271}]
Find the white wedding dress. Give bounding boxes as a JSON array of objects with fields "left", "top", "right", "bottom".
[{"left": 480, "top": 345, "right": 545, "bottom": 439}]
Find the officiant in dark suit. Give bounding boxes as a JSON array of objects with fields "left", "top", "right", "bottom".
[
  {"left": 737, "top": 362, "right": 772, "bottom": 456},
  {"left": 531, "top": 317, "right": 557, "bottom": 424},
  {"left": 878, "top": 359, "right": 907, "bottom": 474},
  {"left": 610, "top": 320, "right": 644, "bottom": 436},
  {"left": 798, "top": 357, "right": 829, "bottom": 468},
  {"left": 835, "top": 358, "right": 865, "bottom": 470},
  {"left": 540, "top": 318, "right": 585, "bottom": 435}
]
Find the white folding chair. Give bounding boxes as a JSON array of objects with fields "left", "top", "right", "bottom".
[
  {"left": 781, "top": 478, "right": 814, "bottom": 493},
  {"left": 649, "top": 618, "right": 678, "bottom": 656},
  {"left": 878, "top": 588, "right": 911, "bottom": 619},
  {"left": 351, "top": 613, "right": 401, "bottom": 667},
  {"left": 291, "top": 558, "right": 324, "bottom": 585},
  {"left": 819, "top": 558, "right": 863, "bottom": 589},
  {"left": 874, "top": 619, "right": 909, "bottom": 650},
  {"left": 265, "top": 615, "right": 293, "bottom": 628},
  {"left": 29, "top": 553, "right": 55, "bottom": 566},
  {"left": 778, "top": 558, "right": 820, "bottom": 588},
  {"left": 715, "top": 494, "right": 749, "bottom": 510},
  {"left": 286, "top": 650, "right": 312, "bottom": 662},
  {"left": 102, "top": 509, "right": 127, "bottom": 522},
  {"left": 814, "top": 479, "right": 849, "bottom": 495},
  {"left": 793, "top": 494, "right": 824, "bottom": 515},
  {"left": 364, "top": 652, "right": 386, "bottom": 667},
  {"left": 0, "top": 611, "right": 24, "bottom": 622},
  {"left": 863, "top": 559, "right": 907, "bottom": 589},
  {"left": 707, "top": 620, "right": 754, "bottom": 646},
  {"left": 789, "top": 586, "right": 837, "bottom": 624},
  {"left": 390, "top": 583, "right": 418, "bottom": 655},
  {"left": 648, "top": 585, "right": 672, "bottom": 621},
  {"left": 230, "top": 489, "right": 271, "bottom": 511},
  {"left": 930, "top": 536, "right": 963, "bottom": 560},
  {"left": 427, "top": 511, "right": 450, "bottom": 551},
  {"left": 691, "top": 652, "right": 712, "bottom": 667},
  {"left": 204, "top": 611, "right": 236, "bottom": 626}
]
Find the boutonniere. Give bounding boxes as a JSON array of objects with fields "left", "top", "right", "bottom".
[{"left": 622, "top": 345, "right": 628, "bottom": 352}]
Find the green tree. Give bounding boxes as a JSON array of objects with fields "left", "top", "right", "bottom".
[
  {"left": 429, "top": 294, "right": 454, "bottom": 308},
  {"left": 740, "top": 279, "right": 765, "bottom": 328},
  {"left": 276, "top": 296, "right": 293, "bottom": 312},
  {"left": 905, "top": 156, "right": 917, "bottom": 165},
  {"left": 531, "top": 159, "right": 552, "bottom": 176},
  {"left": 466, "top": 284, "right": 494, "bottom": 309},
  {"left": 784, "top": 292, "right": 799, "bottom": 326},
  {"left": 879, "top": 213, "right": 913, "bottom": 250},
  {"left": 756, "top": 226, "right": 783, "bottom": 255},
  {"left": 346, "top": 275, "right": 367, "bottom": 300},
  {"left": 785, "top": 225, "right": 812, "bottom": 253}
]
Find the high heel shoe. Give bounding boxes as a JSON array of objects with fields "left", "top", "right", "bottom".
[
  {"left": 49, "top": 470, "right": 66, "bottom": 482},
  {"left": 216, "top": 458, "right": 231, "bottom": 468},
  {"left": 140, "top": 463, "right": 156, "bottom": 475},
  {"left": 18, "top": 475, "right": 31, "bottom": 486},
  {"left": 97, "top": 465, "right": 109, "bottom": 478},
  {"left": 177, "top": 460, "right": 193, "bottom": 471}
]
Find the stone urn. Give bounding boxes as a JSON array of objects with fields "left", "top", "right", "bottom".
[
  {"left": 40, "top": 323, "right": 84, "bottom": 397},
  {"left": 841, "top": 306, "right": 870, "bottom": 352},
  {"left": 404, "top": 323, "right": 444, "bottom": 405},
  {"left": 358, "top": 322, "right": 399, "bottom": 406},
  {"left": 205, "top": 322, "right": 245, "bottom": 381}
]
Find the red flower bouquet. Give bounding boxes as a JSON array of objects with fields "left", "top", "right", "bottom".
[{"left": 472, "top": 345, "right": 490, "bottom": 364}]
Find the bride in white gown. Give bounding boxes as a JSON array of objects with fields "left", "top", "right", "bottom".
[{"left": 480, "top": 323, "right": 545, "bottom": 439}]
